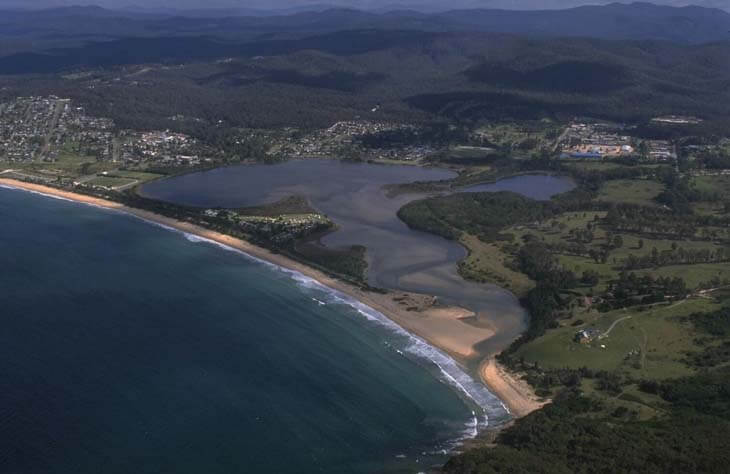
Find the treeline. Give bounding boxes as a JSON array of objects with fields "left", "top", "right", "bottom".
[
  {"left": 622, "top": 245, "right": 729, "bottom": 270},
  {"left": 639, "top": 366, "right": 730, "bottom": 420},
  {"left": 445, "top": 384, "right": 730, "bottom": 474},
  {"left": 448, "top": 363, "right": 730, "bottom": 473},
  {"left": 604, "top": 204, "right": 729, "bottom": 240},
  {"left": 599, "top": 271, "right": 688, "bottom": 311},
  {"left": 397, "top": 191, "right": 555, "bottom": 241},
  {"left": 685, "top": 307, "right": 730, "bottom": 337},
  {"left": 679, "top": 307, "right": 730, "bottom": 368},
  {"left": 514, "top": 242, "right": 576, "bottom": 288},
  {"left": 358, "top": 123, "right": 472, "bottom": 149},
  {"left": 397, "top": 182, "right": 606, "bottom": 243}
]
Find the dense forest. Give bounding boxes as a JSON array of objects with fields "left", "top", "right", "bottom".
[
  {"left": 445, "top": 376, "right": 730, "bottom": 474},
  {"left": 2, "top": 25, "right": 730, "bottom": 132}
]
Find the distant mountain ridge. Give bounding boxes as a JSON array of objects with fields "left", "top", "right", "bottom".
[
  {"left": 1, "top": 1, "right": 729, "bottom": 14},
  {"left": 0, "top": 2, "right": 728, "bottom": 45}
]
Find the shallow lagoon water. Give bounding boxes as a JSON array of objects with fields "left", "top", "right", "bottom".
[
  {"left": 141, "top": 160, "right": 575, "bottom": 354},
  {"left": 461, "top": 174, "right": 576, "bottom": 200}
]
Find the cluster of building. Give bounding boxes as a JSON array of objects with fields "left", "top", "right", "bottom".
[
  {"left": 203, "top": 209, "right": 331, "bottom": 244},
  {"left": 0, "top": 96, "right": 212, "bottom": 169},
  {"left": 269, "top": 121, "right": 434, "bottom": 161},
  {"left": 574, "top": 328, "right": 601, "bottom": 344},
  {"left": 651, "top": 115, "right": 703, "bottom": 125},
  {"left": 0, "top": 96, "right": 113, "bottom": 162},
  {"left": 645, "top": 140, "right": 676, "bottom": 162},
  {"left": 559, "top": 121, "right": 676, "bottom": 162},
  {"left": 270, "top": 121, "right": 393, "bottom": 158},
  {"left": 119, "top": 130, "right": 208, "bottom": 166},
  {"left": 559, "top": 122, "right": 634, "bottom": 159}
]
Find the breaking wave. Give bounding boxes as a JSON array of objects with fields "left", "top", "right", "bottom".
[{"left": 172, "top": 229, "right": 512, "bottom": 440}]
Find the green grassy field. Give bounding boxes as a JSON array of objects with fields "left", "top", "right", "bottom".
[
  {"left": 597, "top": 179, "right": 665, "bottom": 206},
  {"left": 635, "top": 262, "right": 730, "bottom": 289},
  {"left": 563, "top": 160, "right": 626, "bottom": 171},
  {"left": 112, "top": 170, "right": 164, "bottom": 182},
  {"left": 85, "top": 176, "right": 137, "bottom": 188},
  {"left": 502, "top": 209, "right": 725, "bottom": 292},
  {"left": 692, "top": 174, "right": 730, "bottom": 198},
  {"left": 458, "top": 233, "right": 534, "bottom": 297},
  {"left": 9, "top": 142, "right": 117, "bottom": 178},
  {"left": 476, "top": 121, "right": 561, "bottom": 154},
  {"left": 692, "top": 201, "right": 725, "bottom": 216},
  {"left": 515, "top": 297, "right": 719, "bottom": 380}
]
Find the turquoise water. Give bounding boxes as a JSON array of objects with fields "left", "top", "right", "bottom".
[{"left": 0, "top": 186, "right": 508, "bottom": 474}]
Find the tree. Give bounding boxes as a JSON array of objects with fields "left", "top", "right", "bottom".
[
  {"left": 613, "top": 235, "right": 624, "bottom": 249},
  {"left": 581, "top": 270, "right": 600, "bottom": 287}
]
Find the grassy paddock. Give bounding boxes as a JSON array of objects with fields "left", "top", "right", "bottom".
[
  {"left": 597, "top": 179, "right": 665, "bottom": 206},
  {"left": 515, "top": 297, "right": 719, "bottom": 380},
  {"left": 458, "top": 233, "right": 534, "bottom": 297}
]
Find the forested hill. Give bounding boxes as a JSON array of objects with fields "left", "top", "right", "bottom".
[
  {"left": 2, "top": 29, "right": 729, "bottom": 131},
  {"left": 0, "top": 2, "right": 729, "bottom": 49},
  {"left": 440, "top": 2, "right": 730, "bottom": 43}
]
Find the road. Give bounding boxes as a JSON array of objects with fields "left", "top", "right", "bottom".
[
  {"left": 599, "top": 315, "right": 632, "bottom": 339},
  {"left": 553, "top": 125, "right": 570, "bottom": 152}
]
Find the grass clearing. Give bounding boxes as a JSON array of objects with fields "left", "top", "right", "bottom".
[
  {"left": 112, "top": 170, "right": 163, "bottom": 182},
  {"left": 597, "top": 179, "right": 665, "bottom": 206},
  {"left": 563, "top": 161, "right": 635, "bottom": 172},
  {"left": 635, "top": 262, "right": 730, "bottom": 289},
  {"left": 85, "top": 176, "right": 137, "bottom": 188},
  {"left": 503, "top": 209, "right": 726, "bottom": 291},
  {"left": 475, "top": 121, "right": 561, "bottom": 154},
  {"left": 458, "top": 234, "right": 534, "bottom": 297},
  {"left": 515, "top": 297, "right": 719, "bottom": 380},
  {"left": 693, "top": 174, "right": 730, "bottom": 199}
]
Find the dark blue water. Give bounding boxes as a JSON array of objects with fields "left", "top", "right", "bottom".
[
  {"left": 0, "top": 186, "right": 508, "bottom": 474},
  {"left": 461, "top": 174, "right": 576, "bottom": 200}
]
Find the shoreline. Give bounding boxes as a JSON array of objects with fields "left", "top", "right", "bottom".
[
  {"left": 479, "top": 358, "right": 548, "bottom": 418},
  {"left": 0, "top": 177, "right": 545, "bottom": 423}
]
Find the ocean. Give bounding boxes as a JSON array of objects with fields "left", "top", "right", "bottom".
[{"left": 0, "top": 186, "right": 508, "bottom": 474}]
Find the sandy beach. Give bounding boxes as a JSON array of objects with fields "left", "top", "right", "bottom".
[
  {"left": 0, "top": 177, "right": 545, "bottom": 420},
  {"left": 479, "top": 358, "right": 548, "bottom": 418}
]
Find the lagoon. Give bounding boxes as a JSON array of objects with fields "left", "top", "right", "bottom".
[{"left": 141, "top": 160, "right": 575, "bottom": 355}]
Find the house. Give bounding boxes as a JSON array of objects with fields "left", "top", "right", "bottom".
[{"left": 574, "top": 328, "right": 600, "bottom": 344}]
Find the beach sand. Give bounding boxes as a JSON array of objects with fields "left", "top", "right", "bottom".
[
  {"left": 0, "top": 178, "right": 545, "bottom": 419},
  {"left": 479, "top": 358, "right": 548, "bottom": 418}
]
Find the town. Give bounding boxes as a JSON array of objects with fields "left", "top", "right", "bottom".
[
  {"left": 0, "top": 96, "right": 211, "bottom": 169},
  {"left": 558, "top": 120, "right": 677, "bottom": 162}
]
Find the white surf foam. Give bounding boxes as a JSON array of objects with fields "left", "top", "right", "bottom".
[
  {"left": 129, "top": 222, "right": 512, "bottom": 436},
  {"left": 168, "top": 227, "right": 512, "bottom": 435},
  {"left": 1, "top": 184, "right": 83, "bottom": 204}
]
